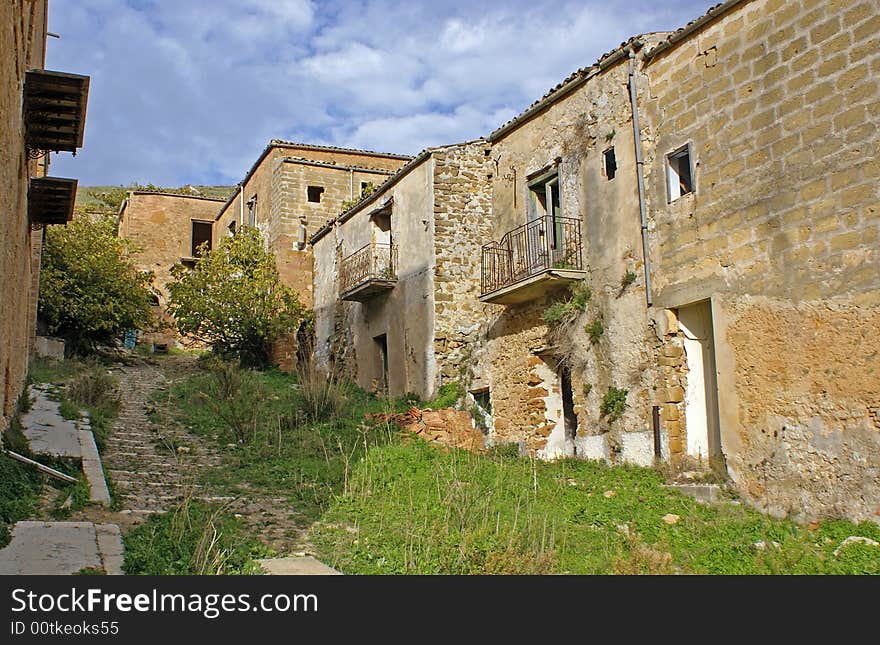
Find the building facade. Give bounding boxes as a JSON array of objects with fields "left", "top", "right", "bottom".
[
  {"left": 308, "top": 0, "right": 879, "bottom": 523},
  {"left": 311, "top": 140, "right": 492, "bottom": 399},
  {"left": 1, "top": 0, "right": 88, "bottom": 428}
]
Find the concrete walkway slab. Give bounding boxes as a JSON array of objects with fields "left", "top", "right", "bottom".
[
  {"left": 256, "top": 556, "right": 341, "bottom": 575},
  {"left": 79, "top": 429, "right": 111, "bottom": 506},
  {"left": 20, "top": 385, "right": 81, "bottom": 458},
  {"left": 0, "top": 521, "right": 124, "bottom": 575}
]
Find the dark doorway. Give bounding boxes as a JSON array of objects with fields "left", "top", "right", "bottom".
[
  {"left": 374, "top": 334, "right": 389, "bottom": 393},
  {"left": 559, "top": 363, "right": 577, "bottom": 439},
  {"left": 191, "top": 221, "right": 212, "bottom": 257}
]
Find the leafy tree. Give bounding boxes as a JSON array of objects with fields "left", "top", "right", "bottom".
[
  {"left": 166, "top": 227, "right": 305, "bottom": 368},
  {"left": 39, "top": 214, "right": 156, "bottom": 355}
]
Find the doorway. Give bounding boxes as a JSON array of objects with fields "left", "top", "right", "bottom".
[
  {"left": 373, "top": 334, "right": 389, "bottom": 393},
  {"left": 677, "top": 301, "right": 722, "bottom": 460}
]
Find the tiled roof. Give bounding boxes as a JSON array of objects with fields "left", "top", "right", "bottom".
[
  {"left": 269, "top": 139, "right": 413, "bottom": 160},
  {"left": 645, "top": 0, "right": 750, "bottom": 59}
]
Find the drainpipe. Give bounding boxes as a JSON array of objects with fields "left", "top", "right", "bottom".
[
  {"left": 349, "top": 168, "right": 354, "bottom": 201},
  {"left": 239, "top": 182, "right": 244, "bottom": 226},
  {"left": 628, "top": 49, "right": 653, "bottom": 307}
]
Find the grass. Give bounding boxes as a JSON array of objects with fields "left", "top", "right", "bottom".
[
  {"left": 0, "top": 448, "right": 44, "bottom": 548},
  {"left": 541, "top": 282, "right": 591, "bottom": 326},
  {"left": 155, "top": 364, "right": 407, "bottom": 524},
  {"left": 311, "top": 441, "right": 880, "bottom": 574},
  {"left": 123, "top": 498, "right": 270, "bottom": 575}
]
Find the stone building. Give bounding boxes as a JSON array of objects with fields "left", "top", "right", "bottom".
[
  {"left": 117, "top": 191, "right": 227, "bottom": 307},
  {"left": 307, "top": 0, "right": 879, "bottom": 523},
  {"left": 478, "top": 0, "right": 879, "bottom": 522},
  {"left": 1, "top": 0, "right": 89, "bottom": 428},
  {"left": 213, "top": 141, "right": 411, "bottom": 308},
  {"left": 310, "top": 140, "right": 492, "bottom": 399}
]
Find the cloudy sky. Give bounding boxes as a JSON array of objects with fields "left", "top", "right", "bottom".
[{"left": 46, "top": 0, "right": 712, "bottom": 187}]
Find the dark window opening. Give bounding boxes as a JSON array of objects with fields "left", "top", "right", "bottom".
[
  {"left": 471, "top": 388, "right": 492, "bottom": 433},
  {"left": 667, "top": 145, "right": 694, "bottom": 201},
  {"left": 374, "top": 334, "right": 389, "bottom": 393},
  {"left": 247, "top": 195, "right": 257, "bottom": 227},
  {"left": 307, "top": 185, "right": 324, "bottom": 203},
  {"left": 191, "top": 221, "right": 212, "bottom": 257},
  {"left": 559, "top": 363, "right": 577, "bottom": 439},
  {"left": 228, "top": 220, "right": 236, "bottom": 236},
  {"left": 604, "top": 147, "right": 617, "bottom": 180}
]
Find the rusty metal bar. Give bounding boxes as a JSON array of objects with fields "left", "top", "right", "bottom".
[{"left": 340, "top": 242, "right": 396, "bottom": 295}]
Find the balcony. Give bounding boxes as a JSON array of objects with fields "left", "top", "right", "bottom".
[
  {"left": 480, "top": 217, "right": 585, "bottom": 305},
  {"left": 340, "top": 242, "right": 397, "bottom": 302},
  {"left": 23, "top": 70, "right": 90, "bottom": 154},
  {"left": 28, "top": 177, "right": 77, "bottom": 225}
]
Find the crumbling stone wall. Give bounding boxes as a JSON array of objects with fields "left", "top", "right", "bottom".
[
  {"left": 643, "top": 0, "right": 880, "bottom": 521},
  {"left": 431, "top": 141, "right": 494, "bottom": 388},
  {"left": 1, "top": 0, "right": 47, "bottom": 425},
  {"left": 484, "top": 45, "right": 665, "bottom": 459}
]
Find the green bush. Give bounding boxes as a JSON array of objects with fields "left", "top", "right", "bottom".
[
  {"left": 600, "top": 386, "right": 628, "bottom": 421},
  {"left": 426, "top": 382, "right": 464, "bottom": 410},
  {"left": 542, "top": 283, "right": 591, "bottom": 326},
  {"left": 39, "top": 214, "right": 155, "bottom": 355}
]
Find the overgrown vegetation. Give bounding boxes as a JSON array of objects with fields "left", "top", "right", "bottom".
[
  {"left": 0, "top": 446, "right": 43, "bottom": 548},
  {"left": 123, "top": 497, "right": 269, "bottom": 575},
  {"left": 600, "top": 386, "right": 628, "bottom": 421},
  {"left": 424, "top": 382, "right": 465, "bottom": 410},
  {"left": 311, "top": 441, "right": 880, "bottom": 574},
  {"left": 156, "top": 364, "right": 406, "bottom": 523},
  {"left": 621, "top": 270, "right": 637, "bottom": 290},
  {"left": 585, "top": 318, "right": 604, "bottom": 344},
  {"left": 39, "top": 214, "right": 156, "bottom": 355},
  {"left": 166, "top": 227, "right": 306, "bottom": 368},
  {"left": 541, "top": 282, "right": 592, "bottom": 326}
]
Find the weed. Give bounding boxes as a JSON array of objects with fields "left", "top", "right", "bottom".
[
  {"left": 600, "top": 386, "right": 628, "bottom": 421},
  {"left": 295, "top": 355, "right": 348, "bottom": 422},
  {"left": 585, "top": 318, "right": 604, "bottom": 344},
  {"left": 73, "top": 566, "right": 106, "bottom": 575},
  {"left": 542, "top": 283, "right": 591, "bottom": 326},
  {"left": 425, "top": 382, "right": 464, "bottom": 410},
  {"left": 123, "top": 497, "right": 268, "bottom": 575},
  {"left": 583, "top": 383, "right": 592, "bottom": 396},
  {"left": 199, "top": 360, "right": 266, "bottom": 443},
  {"left": 621, "top": 270, "right": 637, "bottom": 290}
]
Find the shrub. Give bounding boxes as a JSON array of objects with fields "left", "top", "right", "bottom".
[
  {"left": 426, "top": 382, "right": 464, "bottom": 410},
  {"left": 39, "top": 214, "right": 155, "bottom": 355},
  {"left": 166, "top": 227, "right": 306, "bottom": 368},
  {"left": 541, "top": 302, "right": 569, "bottom": 325},
  {"left": 621, "top": 270, "right": 637, "bottom": 289},
  {"left": 295, "top": 360, "right": 348, "bottom": 423},
  {"left": 542, "top": 283, "right": 592, "bottom": 326},
  {"left": 600, "top": 386, "right": 628, "bottom": 421},
  {"left": 198, "top": 360, "right": 266, "bottom": 443},
  {"left": 585, "top": 319, "right": 604, "bottom": 344}
]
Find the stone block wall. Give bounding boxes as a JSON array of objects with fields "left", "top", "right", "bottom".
[
  {"left": 643, "top": 0, "right": 880, "bottom": 521},
  {"left": 1, "top": 0, "right": 47, "bottom": 424},
  {"left": 431, "top": 141, "right": 494, "bottom": 387}
]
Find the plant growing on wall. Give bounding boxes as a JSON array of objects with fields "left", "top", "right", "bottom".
[
  {"left": 621, "top": 270, "right": 637, "bottom": 289},
  {"left": 585, "top": 318, "right": 604, "bottom": 344},
  {"left": 39, "top": 214, "right": 156, "bottom": 355},
  {"left": 541, "top": 282, "right": 592, "bottom": 326},
  {"left": 166, "top": 227, "right": 306, "bottom": 368},
  {"left": 600, "top": 386, "right": 628, "bottom": 421}
]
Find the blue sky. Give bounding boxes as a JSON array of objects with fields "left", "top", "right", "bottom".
[{"left": 46, "top": 0, "right": 714, "bottom": 187}]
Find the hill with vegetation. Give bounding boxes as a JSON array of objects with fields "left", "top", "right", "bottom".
[{"left": 75, "top": 184, "right": 236, "bottom": 215}]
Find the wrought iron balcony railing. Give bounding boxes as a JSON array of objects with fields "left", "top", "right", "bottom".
[
  {"left": 340, "top": 242, "right": 397, "bottom": 300},
  {"left": 481, "top": 217, "right": 584, "bottom": 297}
]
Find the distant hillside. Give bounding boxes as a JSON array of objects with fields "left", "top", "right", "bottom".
[{"left": 76, "top": 184, "right": 236, "bottom": 214}]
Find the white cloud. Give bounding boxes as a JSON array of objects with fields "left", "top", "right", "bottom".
[{"left": 46, "top": 0, "right": 714, "bottom": 186}]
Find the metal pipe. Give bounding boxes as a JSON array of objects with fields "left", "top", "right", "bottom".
[
  {"left": 628, "top": 50, "right": 653, "bottom": 307},
  {"left": 5, "top": 450, "right": 78, "bottom": 483},
  {"left": 652, "top": 405, "right": 662, "bottom": 459},
  {"left": 239, "top": 183, "right": 244, "bottom": 226}
]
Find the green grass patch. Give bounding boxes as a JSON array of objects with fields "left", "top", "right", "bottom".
[
  {"left": 0, "top": 450, "right": 44, "bottom": 548},
  {"left": 123, "top": 500, "right": 271, "bottom": 575},
  {"left": 156, "top": 365, "right": 407, "bottom": 524},
  {"left": 311, "top": 441, "right": 880, "bottom": 575}
]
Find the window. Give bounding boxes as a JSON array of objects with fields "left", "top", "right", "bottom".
[
  {"left": 307, "top": 185, "right": 324, "bottom": 203},
  {"left": 360, "top": 181, "right": 375, "bottom": 196},
  {"left": 227, "top": 220, "right": 236, "bottom": 236},
  {"left": 603, "top": 147, "right": 617, "bottom": 180},
  {"left": 528, "top": 171, "right": 562, "bottom": 250},
  {"left": 666, "top": 144, "right": 694, "bottom": 202},
  {"left": 246, "top": 195, "right": 257, "bottom": 227},
  {"left": 191, "top": 221, "right": 212, "bottom": 257},
  {"left": 374, "top": 334, "right": 388, "bottom": 393}
]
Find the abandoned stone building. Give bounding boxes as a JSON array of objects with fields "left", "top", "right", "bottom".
[
  {"left": 310, "top": 140, "right": 491, "bottom": 399},
  {"left": 0, "top": 0, "right": 89, "bottom": 429},
  {"left": 308, "top": 0, "right": 879, "bottom": 523},
  {"left": 213, "top": 140, "right": 412, "bottom": 308}
]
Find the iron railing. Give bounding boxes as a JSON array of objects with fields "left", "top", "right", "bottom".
[
  {"left": 340, "top": 242, "right": 397, "bottom": 295},
  {"left": 481, "top": 217, "right": 583, "bottom": 296}
]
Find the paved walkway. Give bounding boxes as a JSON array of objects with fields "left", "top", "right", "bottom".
[
  {"left": 0, "top": 521, "right": 123, "bottom": 575},
  {"left": 20, "top": 385, "right": 81, "bottom": 457}
]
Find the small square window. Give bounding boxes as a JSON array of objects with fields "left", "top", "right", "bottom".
[
  {"left": 307, "top": 185, "right": 324, "bottom": 203},
  {"left": 666, "top": 144, "right": 694, "bottom": 202},
  {"left": 603, "top": 147, "right": 617, "bottom": 180}
]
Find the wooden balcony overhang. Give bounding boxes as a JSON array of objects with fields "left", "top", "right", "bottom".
[
  {"left": 24, "top": 69, "right": 90, "bottom": 153},
  {"left": 28, "top": 176, "right": 77, "bottom": 225}
]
